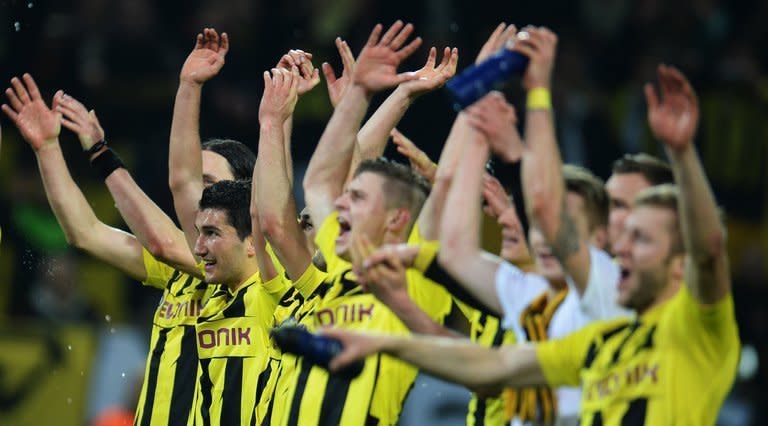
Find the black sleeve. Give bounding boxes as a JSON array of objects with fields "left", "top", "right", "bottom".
[{"left": 424, "top": 256, "right": 501, "bottom": 317}]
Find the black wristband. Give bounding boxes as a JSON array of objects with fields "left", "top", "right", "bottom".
[
  {"left": 86, "top": 139, "right": 107, "bottom": 157},
  {"left": 91, "top": 148, "right": 125, "bottom": 180}
]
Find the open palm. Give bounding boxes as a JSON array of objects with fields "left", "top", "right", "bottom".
[
  {"left": 353, "top": 21, "right": 422, "bottom": 93},
  {"left": 645, "top": 65, "right": 699, "bottom": 151},
  {"left": 400, "top": 47, "right": 459, "bottom": 97},
  {"left": 2, "top": 74, "right": 60, "bottom": 151},
  {"left": 180, "top": 28, "right": 229, "bottom": 84}
]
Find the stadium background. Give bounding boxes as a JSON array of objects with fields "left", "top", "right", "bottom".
[{"left": 0, "top": 0, "right": 765, "bottom": 424}]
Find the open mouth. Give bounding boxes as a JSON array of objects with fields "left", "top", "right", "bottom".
[
  {"left": 203, "top": 259, "right": 217, "bottom": 273},
  {"left": 618, "top": 266, "right": 631, "bottom": 288},
  {"left": 336, "top": 216, "right": 351, "bottom": 243}
]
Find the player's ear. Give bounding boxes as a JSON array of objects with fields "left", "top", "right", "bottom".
[
  {"left": 245, "top": 235, "right": 256, "bottom": 257},
  {"left": 386, "top": 208, "right": 412, "bottom": 235}
]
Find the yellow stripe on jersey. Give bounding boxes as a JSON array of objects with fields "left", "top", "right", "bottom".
[
  {"left": 134, "top": 248, "right": 214, "bottom": 426},
  {"left": 536, "top": 286, "right": 739, "bottom": 425},
  {"left": 268, "top": 264, "right": 329, "bottom": 426},
  {"left": 463, "top": 304, "right": 516, "bottom": 426},
  {"left": 192, "top": 272, "right": 291, "bottom": 426},
  {"left": 275, "top": 213, "right": 454, "bottom": 426}
]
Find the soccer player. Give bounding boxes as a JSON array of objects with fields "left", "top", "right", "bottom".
[
  {"left": 325, "top": 64, "right": 740, "bottom": 425},
  {"left": 191, "top": 180, "right": 290, "bottom": 425},
  {"left": 267, "top": 21, "right": 460, "bottom": 425},
  {"left": 2, "top": 74, "right": 207, "bottom": 425},
  {"left": 605, "top": 153, "right": 673, "bottom": 251}
]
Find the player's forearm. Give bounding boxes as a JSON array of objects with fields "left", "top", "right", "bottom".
[
  {"left": 667, "top": 145, "right": 729, "bottom": 300},
  {"left": 521, "top": 108, "right": 565, "bottom": 239},
  {"left": 35, "top": 144, "right": 100, "bottom": 246},
  {"left": 256, "top": 122, "right": 312, "bottom": 279},
  {"left": 415, "top": 113, "right": 473, "bottom": 238},
  {"left": 303, "top": 85, "right": 370, "bottom": 219},
  {"left": 440, "top": 135, "right": 488, "bottom": 266},
  {"left": 105, "top": 168, "right": 199, "bottom": 274},
  {"left": 382, "top": 334, "right": 533, "bottom": 388},
  {"left": 169, "top": 81, "right": 204, "bottom": 190},
  {"left": 282, "top": 115, "right": 294, "bottom": 185},
  {"left": 168, "top": 81, "right": 205, "bottom": 247},
  {"left": 357, "top": 86, "right": 413, "bottom": 160}
]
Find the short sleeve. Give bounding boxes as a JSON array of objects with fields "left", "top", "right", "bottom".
[
  {"left": 293, "top": 263, "right": 328, "bottom": 299},
  {"left": 141, "top": 247, "right": 177, "bottom": 289},
  {"left": 406, "top": 270, "right": 454, "bottom": 322},
  {"left": 495, "top": 262, "right": 549, "bottom": 330},
  {"left": 571, "top": 246, "right": 633, "bottom": 320},
  {"left": 665, "top": 286, "right": 739, "bottom": 363},
  {"left": 314, "top": 211, "right": 351, "bottom": 275},
  {"left": 535, "top": 322, "right": 602, "bottom": 387},
  {"left": 405, "top": 227, "right": 453, "bottom": 321}
]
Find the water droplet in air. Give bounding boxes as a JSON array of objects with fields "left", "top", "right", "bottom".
[
  {"left": 110, "top": 327, "right": 116, "bottom": 334},
  {"left": 121, "top": 372, "right": 126, "bottom": 378},
  {"left": 104, "top": 314, "right": 112, "bottom": 322},
  {"left": 66, "top": 397, "right": 72, "bottom": 404},
  {"left": 14, "top": 22, "right": 21, "bottom": 32},
  {"left": 28, "top": 2, "right": 34, "bottom": 8},
  {"left": 67, "top": 345, "right": 72, "bottom": 351}
]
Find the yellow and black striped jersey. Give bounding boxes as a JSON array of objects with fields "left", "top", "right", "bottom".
[
  {"left": 536, "top": 286, "right": 739, "bottom": 425},
  {"left": 191, "top": 272, "right": 290, "bottom": 426},
  {"left": 276, "top": 213, "right": 454, "bottom": 425},
  {"left": 134, "top": 249, "right": 213, "bottom": 426},
  {"left": 423, "top": 259, "right": 516, "bottom": 426},
  {"left": 267, "top": 264, "right": 328, "bottom": 426}
]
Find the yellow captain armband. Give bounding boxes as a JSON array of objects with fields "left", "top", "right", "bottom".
[{"left": 526, "top": 87, "right": 552, "bottom": 110}]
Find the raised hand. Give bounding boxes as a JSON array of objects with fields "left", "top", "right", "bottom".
[
  {"left": 399, "top": 46, "right": 459, "bottom": 98},
  {"left": 391, "top": 128, "right": 437, "bottom": 183},
  {"left": 259, "top": 67, "right": 299, "bottom": 125},
  {"left": 350, "top": 234, "right": 409, "bottom": 305},
  {"left": 465, "top": 92, "right": 524, "bottom": 162},
  {"left": 482, "top": 174, "right": 512, "bottom": 219},
  {"left": 644, "top": 64, "right": 699, "bottom": 151},
  {"left": 277, "top": 49, "right": 321, "bottom": 96},
  {"left": 55, "top": 93, "right": 105, "bottom": 151},
  {"left": 2, "top": 74, "right": 60, "bottom": 151},
  {"left": 322, "top": 37, "right": 355, "bottom": 107},
  {"left": 509, "top": 26, "right": 557, "bottom": 90},
  {"left": 475, "top": 23, "right": 518, "bottom": 64},
  {"left": 353, "top": 21, "right": 423, "bottom": 93},
  {"left": 179, "top": 28, "right": 229, "bottom": 85}
]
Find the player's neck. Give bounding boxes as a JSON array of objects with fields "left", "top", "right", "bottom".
[
  {"left": 638, "top": 279, "right": 682, "bottom": 316},
  {"left": 226, "top": 262, "right": 260, "bottom": 292}
]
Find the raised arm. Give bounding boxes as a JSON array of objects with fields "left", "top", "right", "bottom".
[
  {"left": 348, "top": 46, "right": 458, "bottom": 176},
  {"left": 415, "top": 25, "right": 516, "bottom": 240},
  {"left": 277, "top": 49, "right": 321, "bottom": 182},
  {"left": 325, "top": 329, "right": 545, "bottom": 390},
  {"left": 2, "top": 74, "right": 146, "bottom": 280},
  {"left": 56, "top": 94, "right": 200, "bottom": 277},
  {"left": 438, "top": 93, "right": 524, "bottom": 313},
  {"left": 645, "top": 65, "right": 729, "bottom": 303},
  {"left": 303, "top": 21, "right": 422, "bottom": 226},
  {"left": 169, "top": 28, "right": 229, "bottom": 250},
  {"left": 508, "top": 28, "right": 592, "bottom": 293},
  {"left": 256, "top": 67, "right": 312, "bottom": 280}
]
